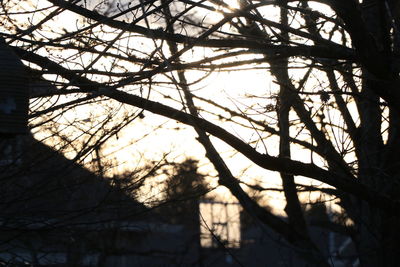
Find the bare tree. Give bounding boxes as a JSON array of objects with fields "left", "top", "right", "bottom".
[{"left": 1, "top": 0, "right": 400, "bottom": 266}]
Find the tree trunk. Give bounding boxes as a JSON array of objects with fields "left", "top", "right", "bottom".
[{"left": 348, "top": 2, "right": 400, "bottom": 266}]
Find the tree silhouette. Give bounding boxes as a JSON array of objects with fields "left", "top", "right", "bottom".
[{"left": 1, "top": 0, "right": 400, "bottom": 265}]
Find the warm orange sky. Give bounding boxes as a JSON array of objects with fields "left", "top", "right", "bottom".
[{"left": 22, "top": 0, "right": 337, "bottom": 215}]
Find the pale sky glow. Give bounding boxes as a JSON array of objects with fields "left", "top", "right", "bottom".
[{"left": 15, "top": 0, "right": 340, "bottom": 215}]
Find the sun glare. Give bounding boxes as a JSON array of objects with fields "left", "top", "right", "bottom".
[{"left": 13, "top": 0, "right": 342, "bottom": 216}]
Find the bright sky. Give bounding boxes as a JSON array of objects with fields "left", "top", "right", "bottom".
[{"left": 18, "top": 0, "right": 340, "bottom": 215}]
